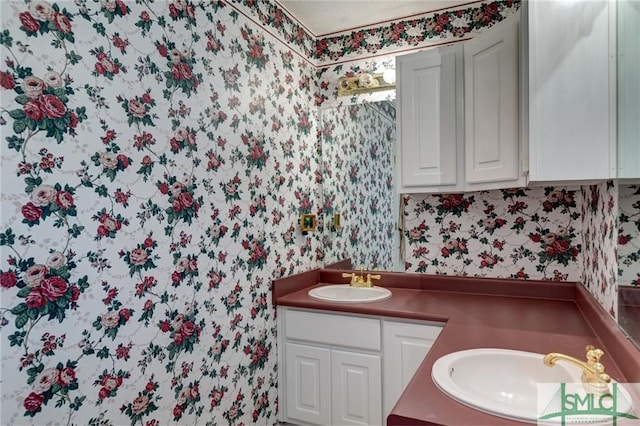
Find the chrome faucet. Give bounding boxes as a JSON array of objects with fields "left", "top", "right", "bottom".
[{"left": 543, "top": 345, "right": 611, "bottom": 395}]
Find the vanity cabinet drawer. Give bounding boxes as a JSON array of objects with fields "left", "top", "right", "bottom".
[{"left": 284, "top": 309, "right": 381, "bottom": 351}]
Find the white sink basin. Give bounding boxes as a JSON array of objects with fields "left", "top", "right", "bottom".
[
  {"left": 307, "top": 284, "right": 391, "bottom": 303},
  {"left": 432, "top": 348, "right": 589, "bottom": 423}
]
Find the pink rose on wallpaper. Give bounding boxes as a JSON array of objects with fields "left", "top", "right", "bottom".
[
  {"left": 41, "top": 276, "right": 68, "bottom": 301},
  {"left": 57, "top": 367, "right": 76, "bottom": 386},
  {"left": 55, "top": 190, "right": 75, "bottom": 210},
  {"left": 172, "top": 62, "right": 192, "bottom": 80},
  {"left": 44, "top": 71, "right": 63, "bottom": 88},
  {"left": 129, "top": 248, "right": 148, "bottom": 265},
  {"left": 23, "top": 392, "right": 44, "bottom": 413},
  {"left": 131, "top": 395, "right": 150, "bottom": 414},
  {"left": 19, "top": 12, "right": 40, "bottom": 33},
  {"left": 28, "top": 1, "right": 54, "bottom": 20},
  {"left": 24, "top": 99, "right": 44, "bottom": 120},
  {"left": 22, "top": 202, "right": 42, "bottom": 222},
  {"left": 22, "top": 76, "right": 46, "bottom": 98},
  {"left": 100, "top": 311, "right": 120, "bottom": 328},
  {"left": 0, "top": 70, "right": 15, "bottom": 89},
  {"left": 52, "top": 12, "right": 72, "bottom": 33},
  {"left": 34, "top": 368, "right": 59, "bottom": 392},
  {"left": 0, "top": 271, "right": 18, "bottom": 288},
  {"left": 39, "top": 94, "right": 67, "bottom": 119},
  {"left": 25, "top": 288, "right": 47, "bottom": 309},
  {"left": 24, "top": 264, "right": 48, "bottom": 286},
  {"left": 31, "top": 185, "right": 56, "bottom": 206},
  {"left": 128, "top": 99, "right": 147, "bottom": 117}
]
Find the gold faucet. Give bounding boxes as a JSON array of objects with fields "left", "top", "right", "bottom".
[
  {"left": 342, "top": 268, "right": 381, "bottom": 288},
  {"left": 543, "top": 345, "right": 611, "bottom": 395}
]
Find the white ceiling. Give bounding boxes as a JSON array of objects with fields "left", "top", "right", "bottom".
[{"left": 278, "top": 0, "right": 474, "bottom": 36}]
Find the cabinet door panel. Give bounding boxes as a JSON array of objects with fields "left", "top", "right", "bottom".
[
  {"left": 383, "top": 322, "right": 442, "bottom": 419},
  {"left": 285, "top": 343, "right": 331, "bottom": 425},
  {"left": 464, "top": 17, "right": 519, "bottom": 185},
  {"left": 331, "top": 350, "right": 382, "bottom": 426},
  {"left": 529, "top": 0, "right": 615, "bottom": 181},
  {"left": 398, "top": 45, "right": 462, "bottom": 191}
]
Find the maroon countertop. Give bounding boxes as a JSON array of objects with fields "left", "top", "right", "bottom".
[{"left": 273, "top": 269, "right": 640, "bottom": 426}]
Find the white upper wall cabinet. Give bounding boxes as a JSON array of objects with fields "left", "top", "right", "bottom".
[
  {"left": 397, "top": 13, "right": 525, "bottom": 194},
  {"left": 397, "top": 44, "right": 463, "bottom": 193},
  {"left": 464, "top": 16, "right": 521, "bottom": 188},
  {"left": 528, "top": 0, "right": 616, "bottom": 182}
]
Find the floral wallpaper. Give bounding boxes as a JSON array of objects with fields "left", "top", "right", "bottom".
[
  {"left": 0, "top": 0, "right": 322, "bottom": 424},
  {"left": 313, "top": 0, "right": 520, "bottom": 64},
  {"left": 581, "top": 181, "right": 618, "bottom": 318},
  {"left": 320, "top": 101, "right": 396, "bottom": 270},
  {"left": 402, "top": 187, "right": 584, "bottom": 281},
  {"left": 619, "top": 184, "right": 640, "bottom": 287},
  {"left": 0, "top": 0, "right": 630, "bottom": 424}
]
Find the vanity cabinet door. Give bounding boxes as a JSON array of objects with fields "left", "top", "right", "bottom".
[
  {"left": 382, "top": 321, "right": 442, "bottom": 419},
  {"left": 528, "top": 0, "right": 616, "bottom": 182},
  {"left": 397, "top": 44, "right": 463, "bottom": 193},
  {"left": 331, "top": 349, "right": 382, "bottom": 426},
  {"left": 285, "top": 342, "right": 332, "bottom": 425},
  {"left": 464, "top": 16, "right": 522, "bottom": 188}
]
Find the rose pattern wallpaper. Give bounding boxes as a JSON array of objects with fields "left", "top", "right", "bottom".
[
  {"left": 0, "top": 0, "right": 323, "bottom": 424},
  {"left": 580, "top": 181, "right": 618, "bottom": 318},
  {"left": 320, "top": 101, "right": 396, "bottom": 270},
  {"left": 0, "top": 0, "right": 631, "bottom": 424},
  {"left": 402, "top": 187, "right": 584, "bottom": 281}
]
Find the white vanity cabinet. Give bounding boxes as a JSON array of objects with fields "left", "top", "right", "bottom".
[
  {"left": 382, "top": 320, "right": 442, "bottom": 420},
  {"left": 397, "top": 14, "right": 525, "bottom": 194},
  {"left": 528, "top": 0, "right": 616, "bottom": 182},
  {"left": 279, "top": 308, "right": 382, "bottom": 426},
  {"left": 278, "top": 307, "right": 443, "bottom": 426}
]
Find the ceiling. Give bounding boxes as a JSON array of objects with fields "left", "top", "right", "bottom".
[{"left": 278, "top": 0, "right": 475, "bottom": 36}]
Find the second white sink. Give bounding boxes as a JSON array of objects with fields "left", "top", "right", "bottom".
[
  {"left": 432, "top": 348, "right": 635, "bottom": 423},
  {"left": 308, "top": 284, "right": 391, "bottom": 303},
  {"left": 432, "top": 348, "right": 578, "bottom": 423}
]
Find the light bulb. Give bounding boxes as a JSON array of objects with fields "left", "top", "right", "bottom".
[{"left": 382, "top": 68, "right": 396, "bottom": 84}]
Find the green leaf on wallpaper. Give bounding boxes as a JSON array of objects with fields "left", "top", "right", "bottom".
[
  {"left": 14, "top": 94, "right": 29, "bottom": 105},
  {"left": 0, "top": 228, "right": 15, "bottom": 246},
  {"left": 8, "top": 331, "right": 25, "bottom": 347},
  {"left": 93, "top": 22, "right": 106, "bottom": 36},
  {"left": 0, "top": 30, "right": 12, "bottom": 46},
  {"left": 6, "top": 136, "right": 23, "bottom": 151},
  {"left": 96, "top": 347, "right": 110, "bottom": 359},
  {"left": 8, "top": 109, "right": 25, "bottom": 120},
  {"left": 95, "top": 185, "right": 109, "bottom": 197},
  {"left": 10, "top": 303, "right": 27, "bottom": 315},
  {"left": 70, "top": 396, "right": 86, "bottom": 411},
  {"left": 15, "top": 313, "right": 28, "bottom": 329},
  {"left": 12, "top": 119, "right": 26, "bottom": 134},
  {"left": 68, "top": 224, "right": 84, "bottom": 238}
]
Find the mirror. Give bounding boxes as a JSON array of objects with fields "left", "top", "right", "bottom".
[
  {"left": 618, "top": 183, "right": 640, "bottom": 347},
  {"left": 319, "top": 101, "right": 399, "bottom": 271}
]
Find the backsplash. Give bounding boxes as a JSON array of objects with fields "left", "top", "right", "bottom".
[{"left": 402, "top": 187, "right": 583, "bottom": 281}]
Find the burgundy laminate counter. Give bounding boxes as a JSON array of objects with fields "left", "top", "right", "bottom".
[{"left": 273, "top": 269, "right": 640, "bottom": 426}]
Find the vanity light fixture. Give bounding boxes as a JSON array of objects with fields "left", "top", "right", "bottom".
[{"left": 338, "top": 71, "right": 396, "bottom": 97}]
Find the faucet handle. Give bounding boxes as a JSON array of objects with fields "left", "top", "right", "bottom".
[
  {"left": 585, "top": 345, "right": 604, "bottom": 364},
  {"left": 366, "top": 274, "right": 381, "bottom": 286}
]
